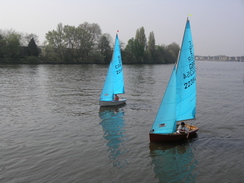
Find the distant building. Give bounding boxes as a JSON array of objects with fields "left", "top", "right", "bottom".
[{"left": 195, "top": 55, "right": 244, "bottom": 62}]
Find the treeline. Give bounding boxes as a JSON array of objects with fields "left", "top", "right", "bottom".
[
  {"left": 0, "top": 30, "right": 41, "bottom": 63},
  {"left": 0, "top": 22, "right": 180, "bottom": 64}
]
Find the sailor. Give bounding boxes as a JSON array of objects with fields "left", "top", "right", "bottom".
[
  {"left": 177, "top": 122, "right": 189, "bottom": 138},
  {"left": 114, "top": 94, "right": 119, "bottom": 101}
]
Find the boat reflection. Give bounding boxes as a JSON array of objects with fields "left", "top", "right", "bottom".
[
  {"left": 99, "top": 106, "right": 128, "bottom": 169},
  {"left": 149, "top": 140, "right": 198, "bottom": 182}
]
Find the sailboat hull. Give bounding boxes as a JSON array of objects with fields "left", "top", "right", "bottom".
[
  {"left": 149, "top": 124, "right": 198, "bottom": 142},
  {"left": 99, "top": 99, "right": 126, "bottom": 107}
]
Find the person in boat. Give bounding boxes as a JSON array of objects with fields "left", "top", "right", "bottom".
[
  {"left": 114, "top": 94, "right": 119, "bottom": 101},
  {"left": 177, "top": 122, "right": 189, "bottom": 138}
]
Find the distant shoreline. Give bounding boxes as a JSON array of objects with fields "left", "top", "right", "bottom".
[
  {"left": 195, "top": 55, "right": 244, "bottom": 62},
  {"left": 0, "top": 56, "right": 244, "bottom": 65}
]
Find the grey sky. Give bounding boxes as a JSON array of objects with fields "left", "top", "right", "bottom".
[{"left": 1, "top": 0, "right": 243, "bottom": 56}]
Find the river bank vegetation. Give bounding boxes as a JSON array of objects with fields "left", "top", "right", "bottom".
[{"left": 0, "top": 22, "right": 180, "bottom": 64}]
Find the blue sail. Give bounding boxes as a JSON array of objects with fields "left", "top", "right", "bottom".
[
  {"left": 151, "top": 18, "right": 196, "bottom": 134},
  {"left": 100, "top": 34, "right": 125, "bottom": 101},
  {"left": 152, "top": 66, "right": 177, "bottom": 134},
  {"left": 176, "top": 19, "right": 196, "bottom": 121}
]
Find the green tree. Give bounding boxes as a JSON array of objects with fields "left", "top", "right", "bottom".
[
  {"left": 28, "top": 38, "right": 39, "bottom": 56},
  {"left": 21, "top": 33, "right": 39, "bottom": 46},
  {"left": 124, "top": 38, "right": 137, "bottom": 64},
  {"left": 76, "top": 22, "right": 102, "bottom": 62},
  {"left": 4, "top": 31, "right": 21, "bottom": 59},
  {"left": 124, "top": 26, "right": 147, "bottom": 64},
  {"left": 164, "top": 42, "right": 180, "bottom": 64},
  {"left": 134, "top": 27, "right": 147, "bottom": 63},
  {"left": 97, "top": 33, "right": 112, "bottom": 63},
  {"left": 44, "top": 22, "right": 102, "bottom": 63},
  {"left": 0, "top": 34, "right": 6, "bottom": 58},
  {"left": 135, "top": 27, "right": 147, "bottom": 50},
  {"left": 42, "top": 44, "right": 60, "bottom": 63},
  {"left": 146, "top": 31, "right": 156, "bottom": 63},
  {"left": 154, "top": 45, "right": 166, "bottom": 64},
  {"left": 45, "top": 23, "right": 65, "bottom": 61},
  {"left": 63, "top": 25, "right": 77, "bottom": 62}
]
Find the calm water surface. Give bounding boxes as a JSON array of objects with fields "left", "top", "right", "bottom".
[{"left": 0, "top": 61, "right": 243, "bottom": 183}]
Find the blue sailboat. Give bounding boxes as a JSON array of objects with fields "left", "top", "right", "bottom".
[
  {"left": 149, "top": 18, "right": 198, "bottom": 142},
  {"left": 99, "top": 33, "right": 126, "bottom": 107}
]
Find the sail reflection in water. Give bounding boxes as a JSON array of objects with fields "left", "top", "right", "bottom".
[
  {"left": 99, "top": 107, "right": 128, "bottom": 169},
  {"left": 149, "top": 142, "right": 198, "bottom": 182}
]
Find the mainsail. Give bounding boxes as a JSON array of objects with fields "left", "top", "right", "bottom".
[{"left": 176, "top": 19, "right": 196, "bottom": 121}]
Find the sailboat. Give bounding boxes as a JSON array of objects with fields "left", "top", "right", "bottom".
[
  {"left": 99, "top": 33, "right": 126, "bottom": 107},
  {"left": 149, "top": 18, "right": 199, "bottom": 142}
]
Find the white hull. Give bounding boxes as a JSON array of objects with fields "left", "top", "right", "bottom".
[{"left": 99, "top": 99, "right": 126, "bottom": 107}]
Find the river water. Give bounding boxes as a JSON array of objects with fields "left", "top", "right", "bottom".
[{"left": 0, "top": 61, "right": 243, "bottom": 183}]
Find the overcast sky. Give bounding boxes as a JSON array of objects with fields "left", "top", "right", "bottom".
[{"left": 1, "top": 0, "right": 243, "bottom": 56}]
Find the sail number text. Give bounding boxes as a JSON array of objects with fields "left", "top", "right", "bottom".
[
  {"left": 183, "top": 40, "right": 195, "bottom": 89},
  {"left": 115, "top": 56, "right": 122, "bottom": 75},
  {"left": 184, "top": 76, "right": 196, "bottom": 89},
  {"left": 183, "top": 61, "right": 195, "bottom": 79}
]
